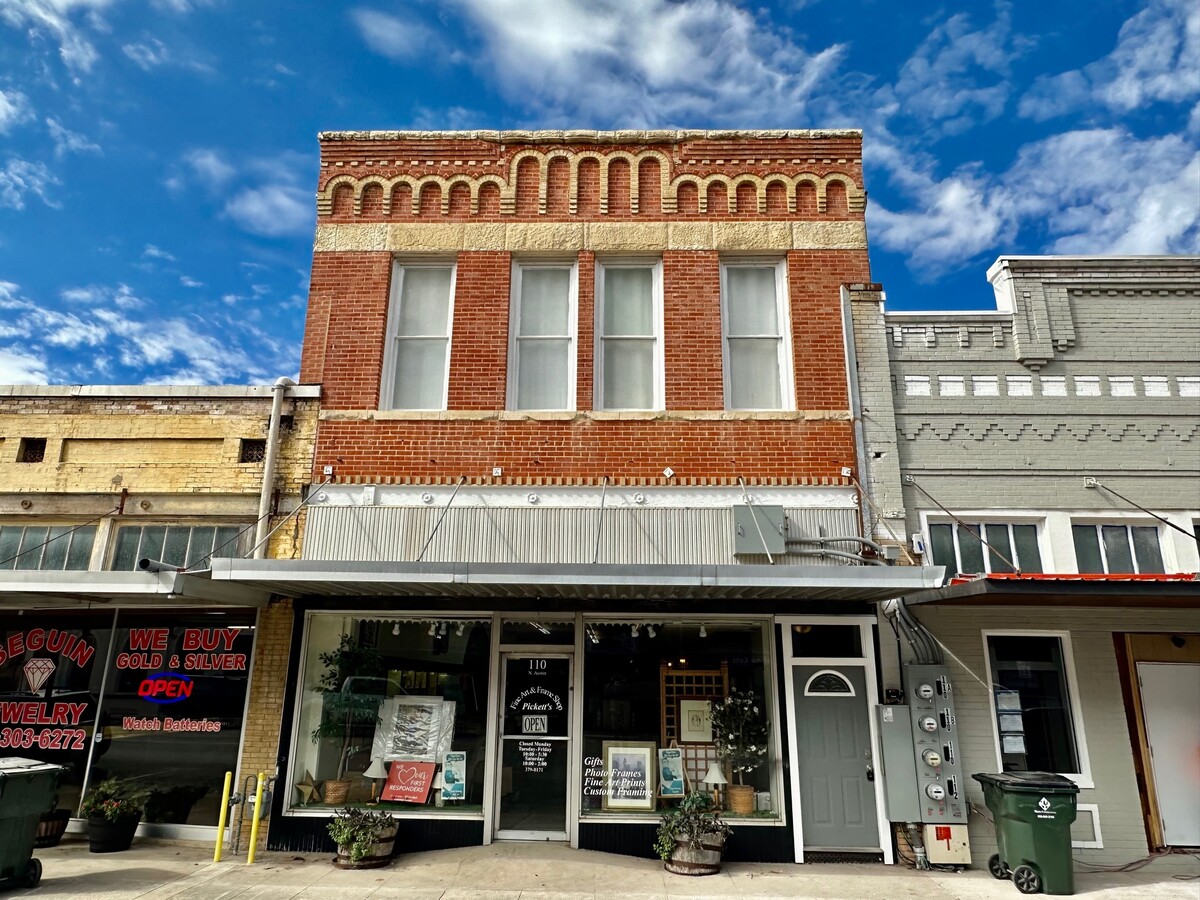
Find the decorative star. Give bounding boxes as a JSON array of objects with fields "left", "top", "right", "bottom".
[{"left": 295, "top": 771, "right": 320, "bottom": 805}]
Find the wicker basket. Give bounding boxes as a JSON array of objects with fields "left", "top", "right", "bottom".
[
  {"left": 322, "top": 780, "right": 352, "bottom": 806},
  {"left": 727, "top": 784, "right": 754, "bottom": 816}
]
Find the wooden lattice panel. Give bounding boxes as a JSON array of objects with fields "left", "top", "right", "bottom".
[{"left": 659, "top": 662, "right": 729, "bottom": 746}]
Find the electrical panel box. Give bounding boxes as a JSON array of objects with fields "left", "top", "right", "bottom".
[
  {"left": 875, "top": 705, "right": 921, "bottom": 822},
  {"left": 924, "top": 824, "right": 971, "bottom": 864},
  {"left": 905, "top": 664, "right": 968, "bottom": 825},
  {"left": 732, "top": 504, "right": 786, "bottom": 555}
]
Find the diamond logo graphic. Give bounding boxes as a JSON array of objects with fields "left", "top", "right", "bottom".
[
  {"left": 1038, "top": 797, "right": 1051, "bottom": 811},
  {"left": 23, "top": 658, "right": 55, "bottom": 693}
]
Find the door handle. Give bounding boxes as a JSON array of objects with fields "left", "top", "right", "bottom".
[{"left": 866, "top": 764, "right": 875, "bottom": 782}]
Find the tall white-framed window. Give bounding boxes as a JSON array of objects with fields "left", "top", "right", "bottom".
[
  {"left": 383, "top": 260, "right": 456, "bottom": 410},
  {"left": 720, "top": 259, "right": 794, "bottom": 410},
  {"left": 594, "top": 259, "right": 663, "bottom": 410},
  {"left": 928, "top": 521, "right": 1043, "bottom": 576},
  {"left": 1071, "top": 522, "right": 1165, "bottom": 573},
  {"left": 982, "top": 631, "right": 1092, "bottom": 787},
  {"left": 508, "top": 260, "right": 578, "bottom": 410}
]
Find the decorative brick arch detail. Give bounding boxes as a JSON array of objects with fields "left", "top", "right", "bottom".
[{"left": 315, "top": 153, "right": 864, "bottom": 219}]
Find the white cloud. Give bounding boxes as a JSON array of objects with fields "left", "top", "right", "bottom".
[
  {"left": 0, "top": 347, "right": 49, "bottom": 384},
  {"left": 0, "top": 158, "right": 59, "bottom": 210},
  {"left": 184, "top": 148, "right": 235, "bottom": 188},
  {"left": 60, "top": 282, "right": 143, "bottom": 309},
  {"left": 882, "top": 4, "right": 1026, "bottom": 135},
  {"left": 362, "top": 0, "right": 846, "bottom": 126},
  {"left": 179, "top": 275, "right": 202, "bottom": 287},
  {"left": 224, "top": 184, "right": 313, "bottom": 237},
  {"left": 350, "top": 8, "right": 437, "bottom": 60},
  {"left": 46, "top": 117, "right": 101, "bottom": 157},
  {"left": 142, "top": 244, "right": 176, "bottom": 261},
  {"left": 0, "top": 89, "right": 33, "bottom": 133},
  {"left": 870, "top": 127, "right": 1200, "bottom": 276},
  {"left": 1019, "top": 0, "right": 1200, "bottom": 120},
  {"left": 0, "top": 0, "right": 116, "bottom": 75},
  {"left": 122, "top": 37, "right": 169, "bottom": 69}
]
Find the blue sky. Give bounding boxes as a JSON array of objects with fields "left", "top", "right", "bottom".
[{"left": 0, "top": 0, "right": 1196, "bottom": 385}]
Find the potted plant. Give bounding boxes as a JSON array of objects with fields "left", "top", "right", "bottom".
[
  {"left": 709, "top": 689, "right": 768, "bottom": 815},
  {"left": 311, "top": 633, "right": 385, "bottom": 804},
  {"left": 81, "top": 779, "right": 145, "bottom": 853},
  {"left": 327, "top": 806, "right": 398, "bottom": 869},
  {"left": 35, "top": 802, "right": 71, "bottom": 849},
  {"left": 655, "top": 790, "right": 731, "bottom": 875}
]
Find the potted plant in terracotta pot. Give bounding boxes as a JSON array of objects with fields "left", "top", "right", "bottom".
[
  {"left": 655, "top": 790, "right": 731, "bottom": 875},
  {"left": 311, "top": 633, "right": 385, "bottom": 805},
  {"left": 327, "top": 806, "right": 398, "bottom": 869},
  {"left": 81, "top": 779, "right": 145, "bottom": 853},
  {"left": 709, "top": 689, "right": 768, "bottom": 816}
]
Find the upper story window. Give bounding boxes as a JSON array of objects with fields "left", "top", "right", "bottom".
[
  {"left": 110, "top": 524, "right": 250, "bottom": 571},
  {"left": 0, "top": 524, "right": 96, "bottom": 571},
  {"left": 928, "top": 522, "right": 1043, "bottom": 576},
  {"left": 1072, "top": 523, "right": 1164, "bottom": 574},
  {"left": 720, "top": 260, "right": 793, "bottom": 410},
  {"left": 383, "top": 262, "right": 455, "bottom": 410},
  {"left": 595, "top": 260, "right": 663, "bottom": 410},
  {"left": 508, "top": 261, "right": 577, "bottom": 410}
]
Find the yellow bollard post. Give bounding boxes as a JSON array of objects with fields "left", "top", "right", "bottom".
[
  {"left": 213, "top": 771, "right": 233, "bottom": 862},
  {"left": 245, "top": 773, "right": 266, "bottom": 865}
]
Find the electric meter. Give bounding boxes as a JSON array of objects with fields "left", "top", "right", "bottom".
[
  {"left": 915, "top": 683, "right": 935, "bottom": 700},
  {"left": 918, "top": 715, "right": 938, "bottom": 733},
  {"left": 922, "top": 749, "right": 942, "bottom": 768},
  {"left": 925, "top": 783, "right": 946, "bottom": 801}
]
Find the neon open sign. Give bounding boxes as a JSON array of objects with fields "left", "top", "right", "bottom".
[{"left": 138, "top": 672, "right": 194, "bottom": 704}]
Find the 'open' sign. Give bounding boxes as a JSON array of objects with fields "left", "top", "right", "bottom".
[{"left": 522, "top": 715, "right": 548, "bottom": 733}]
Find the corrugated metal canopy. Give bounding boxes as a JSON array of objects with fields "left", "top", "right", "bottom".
[
  {"left": 902, "top": 573, "right": 1200, "bottom": 608},
  {"left": 207, "top": 558, "right": 946, "bottom": 602},
  {"left": 0, "top": 570, "right": 271, "bottom": 609}
]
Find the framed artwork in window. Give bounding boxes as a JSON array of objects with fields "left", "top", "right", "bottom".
[
  {"left": 677, "top": 698, "right": 714, "bottom": 743},
  {"left": 602, "top": 741, "right": 656, "bottom": 811}
]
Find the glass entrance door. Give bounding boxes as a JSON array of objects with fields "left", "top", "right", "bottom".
[{"left": 495, "top": 654, "right": 572, "bottom": 840}]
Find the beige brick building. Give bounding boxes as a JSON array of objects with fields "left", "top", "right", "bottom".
[{"left": 0, "top": 383, "right": 318, "bottom": 845}]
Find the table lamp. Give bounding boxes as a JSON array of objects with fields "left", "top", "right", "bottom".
[
  {"left": 702, "top": 762, "right": 727, "bottom": 808},
  {"left": 364, "top": 757, "right": 389, "bottom": 804}
]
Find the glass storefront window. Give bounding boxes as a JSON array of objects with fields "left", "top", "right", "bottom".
[
  {"left": 580, "top": 619, "right": 779, "bottom": 819},
  {"left": 0, "top": 611, "right": 113, "bottom": 814},
  {"left": 88, "top": 611, "right": 256, "bottom": 825},
  {"left": 291, "top": 616, "right": 492, "bottom": 815},
  {"left": 110, "top": 524, "right": 250, "bottom": 571}
]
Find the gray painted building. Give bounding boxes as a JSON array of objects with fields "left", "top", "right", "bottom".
[{"left": 852, "top": 256, "right": 1200, "bottom": 871}]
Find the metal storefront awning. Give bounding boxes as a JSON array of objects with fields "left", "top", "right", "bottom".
[
  {"left": 900, "top": 572, "right": 1200, "bottom": 609},
  {"left": 208, "top": 558, "right": 946, "bottom": 602},
  {"left": 0, "top": 570, "right": 272, "bottom": 609}
]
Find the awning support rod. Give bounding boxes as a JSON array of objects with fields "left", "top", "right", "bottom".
[
  {"left": 417, "top": 475, "right": 467, "bottom": 561},
  {"left": 1085, "top": 478, "right": 1198, "bottom": 540},
  {"left": 592, "top": 476, "right": 609, "bottom": 565}
]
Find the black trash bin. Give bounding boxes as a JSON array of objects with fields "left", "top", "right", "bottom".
[
  {"left": 973, "top": 771, "right": 1079, "bottom": 895},
  {"left": 0, "top": 757, "right": 64, "bottom": 890}
]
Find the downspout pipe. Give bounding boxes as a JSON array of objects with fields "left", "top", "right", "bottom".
[
  {"left": 254, "top": 377, "right": 295, "bottom": 559},
  {"left": 840, "top": 285, "right": 872, "bottom": 541}
]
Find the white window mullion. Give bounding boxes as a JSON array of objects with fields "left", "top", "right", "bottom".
[
  {"left": 384, "top": 262, "right": 456, "bottom": 410},
  {"left": 721, "top": 259, "right": 792, "bottom": 410},
  {"left": 509, "top": 261, "right": 577, "bottom": 410},
  {"left": 595, "top": 260, "right": 662, "bottom": 410}
]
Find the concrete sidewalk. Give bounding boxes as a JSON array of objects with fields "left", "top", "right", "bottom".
[{"left": 13, "top": 839, "right": 1199, "bottom": 899}]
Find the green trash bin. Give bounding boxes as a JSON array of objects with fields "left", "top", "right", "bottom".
[
  {"left": 0, "top": 757, "right": 64, "bottom": 890},
  {"left": 973, "top": 772, "right": 1079, "bottom": 896}
]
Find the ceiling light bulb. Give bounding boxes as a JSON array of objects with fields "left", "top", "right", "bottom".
[
  {"left": 631, "top": 625, "right": 639, "bottom": 637},
  {"left": 699, "top": 624, "right": 707, "bottom": 638},
  {"left": 647, "top": 625, "right": 656, "bottom": 638},
  {"left": 456, "top": 623, "right": 465, "bottom": 637},
  {"left": 428, "top": 623, "right": 437, "bottom": 636},
  {"left": 392, "top": 622, "right": 400, "bottom": 636},
  {"left": 439, "top": 622, "right": 447, "bottom": 636}
]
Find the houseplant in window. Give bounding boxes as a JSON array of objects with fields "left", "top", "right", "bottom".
[
  {"left": 327, "top": 806, "right": 398, "bottom": 869},
  {"left": 709, "top": 690, "right": 768, "bottom": 816},
  {"left": 81, "top": 779, "right": 145, "bottom": 853},
  {"left": 311, "top": 633, "right": 386, "bottom": 805},
  {"left": 654, "top": 790, "right": 731, "bottom": 875}
]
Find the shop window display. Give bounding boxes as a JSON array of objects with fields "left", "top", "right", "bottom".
[
  {"left": 580, "top": 620, "right": 778, "bottom": 819},
  {"left": 292, "top": 616, "right": 491, "bottom": 815}
]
